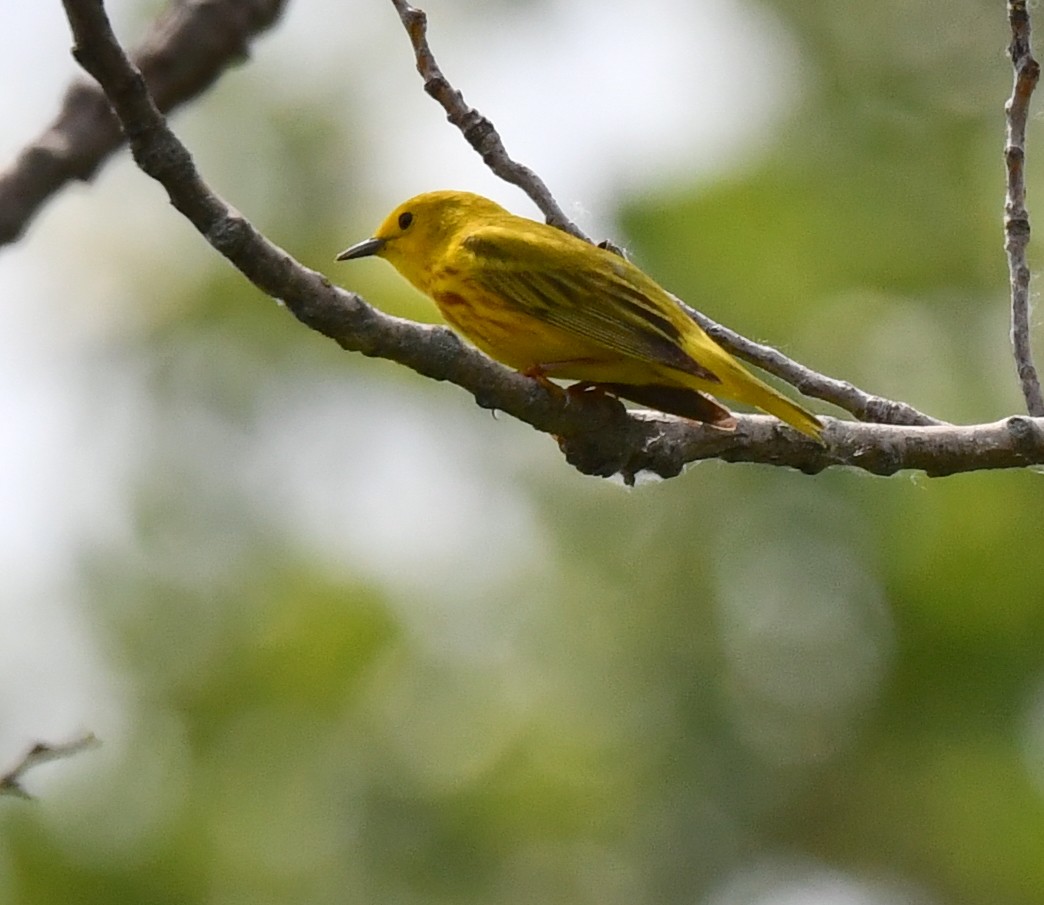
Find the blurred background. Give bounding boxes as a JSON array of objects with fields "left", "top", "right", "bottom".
[{"left": 2, "top": 1, "right": 1044, "bottom": 903}]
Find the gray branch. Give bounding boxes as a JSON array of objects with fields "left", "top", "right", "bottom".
[
  {"left": 387, "top": 0, "right": 590, "bottom": 242},
  {"left": 682, "top": 303, "right": 944, "bottom": 426},
  {"left": 1005, "top": 0, "right": 1044, "bottom": 415},
  {"left": 0, "top": 0, "right": 287, "bottom": 246}
]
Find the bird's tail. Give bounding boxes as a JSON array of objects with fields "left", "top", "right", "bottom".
[{"left": 726, "top": 370, "right": 823, "bottom": 440}]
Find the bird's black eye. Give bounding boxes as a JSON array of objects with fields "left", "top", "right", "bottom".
[{"left": 398, "top": 211, "right": 413, "bottom": 230}]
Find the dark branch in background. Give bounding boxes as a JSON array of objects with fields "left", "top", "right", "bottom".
[
  {"left": 0, "top": 734, "right": 98, "bottom": 800},
  {"left": 58, "top": 0, "right": 1044, "bottom": 482},
  {"left": 0, "top": 0, "right": 287, "bottom": 246},
  {"left": 387, "top": 0, "right": 942, "bottom": 428},
  {"left": 387, "top": 0, "right": 591, "bottom": 243},
  {"left": 1005, "top": 0, "right": 1044, "bottom": 416}
]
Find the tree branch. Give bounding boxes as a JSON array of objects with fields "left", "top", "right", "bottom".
[
  {"left": 59, "top": 0, "right": 1044, "bottom": 482},
  {"left": 387, "top": 0, "right": 591, "bottom": 243},
  {"left": 0, "top": 0, "right": 288, "bottom": 246},
  {"left": 682, "top": 304, "right": 945, "bottom": 426},
  {"left": 0, "top": 733, "right": 98, "bottom": 800},
  {"left": 1005, "top": 0, "right": 1044, "bottom": 416},
  {"left": 612, "top": 413, "right": 1044, "bottom": 479}
]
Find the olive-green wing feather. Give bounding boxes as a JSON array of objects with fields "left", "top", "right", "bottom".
[
  {"left": 458, "top": 224, "right": 822, "bottom": 440},
  {"left": 460, "top": 229, "right": 721, "bottom": 383}
]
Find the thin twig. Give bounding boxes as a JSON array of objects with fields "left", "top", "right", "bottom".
[
  {"left": 1005, "top": 0, "right": 1044, "bottom": 416},
  {"left": 682, "top": 302, "right": 945, "bottom": 426},
  {"left": 387, "top": 0, "right": 590, "bottom": 242},
  {"left": 0, "top": 733, "right": 99, "bottom": 799},
  {"left": 61, "top": 0, "right": 1044, "bottom": 482},
  {"left": 0, "top": 0, "right": 288, "bottom": 246}
]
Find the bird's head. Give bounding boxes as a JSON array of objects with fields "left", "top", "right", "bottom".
[{"left": 337, "top": 190, "right": 507, "bottom": 293}]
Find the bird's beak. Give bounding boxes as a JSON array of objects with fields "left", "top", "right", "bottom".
[{"left": 336, "top": 237, "right": 385, "bottom": 261}]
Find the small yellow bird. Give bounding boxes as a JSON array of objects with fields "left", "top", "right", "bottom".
[{"left": 337, "top": 191, "right": 822, "bottom": 439}]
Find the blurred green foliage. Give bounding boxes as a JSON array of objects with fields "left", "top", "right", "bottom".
[{"left": 4, "top": 2, "right": 1044, "bottom": 905}]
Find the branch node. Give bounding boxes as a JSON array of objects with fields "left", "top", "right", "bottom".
[
  {"left": 206, "top": 213, "right": 249, "bottom": 255},
  {"left": 1006, "top": 413, "right": 1040, "bottom": 452}
]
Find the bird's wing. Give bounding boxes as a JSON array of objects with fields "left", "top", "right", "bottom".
[{"left": 459, "top": 228, "right": 721, "bottom": 383}]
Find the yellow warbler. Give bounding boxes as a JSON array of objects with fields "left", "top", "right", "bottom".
[{"left": 337, "top": 191, "right": 822, "bottom": 439}]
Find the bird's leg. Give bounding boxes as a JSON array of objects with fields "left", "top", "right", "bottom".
[
  {"left": 522, "top": 358, "right": 609, "bottom": 385},
  {"left": 563, "top": 381, "right": 612, "bottom": 406},
  {"left": 520, "top": 364, "right": 562, "bottom": 394},
  {"left": 522, "top": 362, "right": 609, "bottom": 408},
  {"left": 523, "top": 365, "right": 631, "bottom": 422}
]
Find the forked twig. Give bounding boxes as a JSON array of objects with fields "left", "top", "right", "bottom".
[
  {"left": 1005, "top": 0, "right": 1044, "bottom": 416},
  {"left": 0, "top": 733, "right": 99, "bottom": 799}
]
